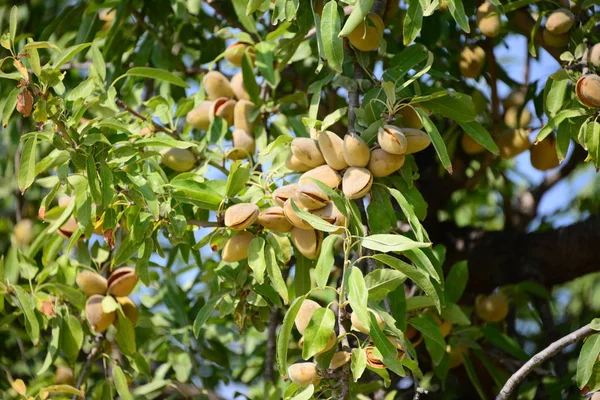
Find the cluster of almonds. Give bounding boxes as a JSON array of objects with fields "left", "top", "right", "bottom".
[
  {"left": 286, "top": 125, "right": 431, "bottom": 199},
  {"left": 542, "top": 8, "right": 575, "bottom": 48},
  {"left": 286, "top": 300, "right": 406, "bottom": 387},
  {"left": 161, "top": 68, "right": 257, "bottom": 172},
  {"left": 76, "top": 268, "right": 139, "bottom": 333},
  {"left": 461, "top": 91, "right": 561, "bottom": 171}
]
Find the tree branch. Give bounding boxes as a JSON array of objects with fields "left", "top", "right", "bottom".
[
  {"left": 264, "top": 308, "right": 279, "bottom": 384},
  {"left": 496, "top": 324, "right": 596, "bottom": 399},
  {"left": 72, "top": 336, "right": 102, "bottom": 400}
]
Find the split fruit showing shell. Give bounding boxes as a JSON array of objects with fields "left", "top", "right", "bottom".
[
  {"left": 203, "top": 71, "right": 235, "bottom": 100},
  {"left": 287, "top": 362, "right": 318, "bottom": 387},
  {"left": 186, "top": 101, "right": 212, "bottom": 130},
  {"left": 378, "top": 125, "right": 408, "bottom": 155},
  {"left": 294, "top": 299, "right": 322, "bottom": 334},
  {"left": 476, "top": 2, "right": 501, "bottom": 38},
  {"left": 272, "top": 184, "right": 298, "bottom": 206},
  {"left": 347, "top": 13, "right": 384, "bottom": 52},
  {"left": 76, "top": 271, "right": 108, "bottom": 297},
  {"left": 459, "top": 46, "right": 486, "bottom": 79},
  {"left": 296, "top": 183, "right": 330, "bottom": 210},
  {"left": 85, "top": 295, "right": 116, "bottom": 333},
  {"left": 224, "top": 203, "right": 259, "bottom": 230},
  {"left": 209, "top": 97, "right": 236, "bottom": 126},
  {"left": 343, "top": 132, "right": 370, "bottom": 167},
  {"left": 160, "top": 148, "right": 196, "bottom": 172},
  {"left": 290, "top": 227, "right": 323, "bottom": 259},
  {"left": 576, "top": 74, "right": 600, "bottom": 108},
  {"left": 291, "top": 138, "right": 326, "bottom": 168},
  {"left": 475, "top": 292, "right": 509, "bottom": 322},
  {"left": 530, "top": 136, "right": 560, "bottom": 171},
  {"left": 342, "top": 167, "right": 373, "bottom": 199},
  {"left": 107, "top": 267, "right": 139, "bottom": 297},
  {"left": 318, "top": 130, "right": 348, "bottom": 170},
  {"left": 365, "top": 346, "right": 386, "bottom": 369},
  {"left": 258, "top": 206, "right": 293, "bottom": 233},
  {"left": 222, "top": 231, "right": 255, "bottom": 262},
  {"left": 367, "top": 148, "right": 405, "bottom": 178},
  {"left": 350, "top": 309, "right": 385, "bottom": 334}
]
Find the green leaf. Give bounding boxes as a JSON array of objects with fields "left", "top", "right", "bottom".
[
  {"left": 13, "top": 286, "right": 40, "bottom": 345},
  {"left": 112, "top": 366, "right": 134, "bottom": 400},
  {"left": 91, "top": 44, "right": 106, "bottom": 82},
  {"left": 388, "top": 187, "right": 426, "bottom": 243},
  {"left": 61, "top": 314, "right": 83, "bottom": 363},
  {"left": 225, "top": 161, "right": 250, "bottom": 197},
  {"left": 537, "top": 108, "right": 588, "bottom": 142},
  {"left": 389, "top": 285, "right": 407, "bottom": 331},
  {"left": 482, "top": 325, "right": 528, "bottom": 360},
  {"left": 420, "top": 93, "right": 476, "bottom": 122},
  {"left": 193, "top": 295, "right": 221, "bottom": 337},
  {"left": 18, "top": 133, "right": 38, "bottom": 192},
  {"left": 248, "top": 237, "right": 266, "bottom": 285},
  {"left": 386, "top": 44, "right": 429, "bottom": 82},
  {"left": 361, "top": 234, "right": 431, "bottom": 253},
  {"left": 135, "top": 136, "right": 195, "bottom": 149},
  {"left": 446, "top": 0, "right": 470, "bottom": 32},
  {"left": 315, "top": 234, "right": 338, "bottom": 287},
  {"left": 416, "top": 109, "right": 452, "bottom": 173},
  {"left": 27, "top": 40, "right": 41, "bottom": 77},
  {"left": 232, "top": 0, "right": 259, "bottom": 34},
  {"left": 277, "top": 295, "right": 306, "bottom": 376},
  {"left": 53, "top": 43, "right": 92, "bottom": 68},
  {"left": 39, "top": 385, "right": 84, "bottom": 398},
  {"left": 22, "top": 41, "right": 61, "bottom": 51},
  {"left": 347, "top": 266, "right": 370, "bottom": 333},
  {"left": 290, "top": 199, "right": 340, "bottom": 232},
  {"left": 291, "top": 384, "right": 314, "bottom": 400},
  {"left": 9, "top": 5, "right": 18, "bottom": 45},
  {"left": 365, "top": 269, "right": 406, "bottom": 301},
  {"left": 445, "top": 261, "right": 468, "bottom": 304},
  {"left": 136, "top": 238, "right": 152, "bottom": 286},
  {"left": 440, "top": 304, "right": 470, "bottom": 325},
  {"left": 545, "top": 77, "right": 568, "bottom": 116},
  {"left": 321, "top": 107, "right": 348, "bottom": 131},
  {"left": 241, "top": 53, "right": 260, "bottom": 104},
  {"left": 302, "top": 308, "right": 336, "bottom": 359},
  {"left": 65, "top": 77, "right": 98, "bottom": 101},
  {"left": 403, "top": 0, "right": 423, "bottom": 45},
  {"left": 339, "top": 0, "right": 374, "bottom": 37},
  {"left": 585, "top": 120, "right": 600, "bottom": 168},
  {"left": 2, "top": 87, "right": 19, "bottom": 128},
  {"left": 265, "top": 243, "right": 289, "bottom": 304},
  {"left": 406, "top": 295, "right": 435, "bottom": 312},
  {"left": 351, "top": 348, "right": 367, "bottom": 381},
  {"left": 113, "top": 67, "right": 189, "bottom": 88},
  {"left": 321, "top": 1, "right": 344, "bottom": 73},
  {"left": 462, "top": 355, "right": 487, "bottom": 400},
  {"left": 255, "top": 42, "right": 280, "bottom": 88},
  {"left": 169, "top": 179, "right": 223, "bottom": 210},
  {"left": 369, "top": 313, "right": 405, "bottom": 375},
  {"left": 372, "top": 254, "right": 440, "bottom": 312},
  {"left": 577, "top": 333, "right": 600, "bottom": 388},
  {"left": 408, "top": 313, "right": 446, "bottom": 366},
  {"left": 458, "top": 121, "right": 499, "bottom": 154},
  {"left": 116, "top": 310, "right": 136, "bottom": 355},
  {"left": 294, "top": 254, "right": 312, "bottom": 297}
]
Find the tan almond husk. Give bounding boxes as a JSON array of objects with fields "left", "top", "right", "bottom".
[
  {"left": 286, "top": 152, "right": 312, "bottom": 172},
  {"left": 299, "top": 165, "right": 342, "bottom": 189},
  {"left": 365, "top": 346, "right": 387, "bottom": 369},
  {"left": 342, "top": 167, "right": 373, "bottom": 199},
  {"left": 545, "top": 8, "right": 575, "bottom": 34},
  {"left": 117, "top": 296, "right": 139, "bottom": 325},
  {"left": 291, "top": 227, "right": 323, "bottom": 259},
  {"left": 294, "top": 299, "right": 322, "bottom": 334},
  {"left": 403, "top": 128, "right": 431, "bottom": 154},
  {"left": 283, "top": 199, "right": 313, "bottom": 230},
  {"left": 210, "top": 98, "right": 236, "bottom": 126},
  {"left": 368, "top": 148, "right": 405, "bottom": 178},
  {"left": 577, "top": 74, "right": 600, "bottom": 108},
  {"left": 318, "top": 130, "right": 348, "bottom": 170},
  {"left": 76, "top": 271, "right": 108, "bottom": 297},
  {"left": 222, "top": 231, "right": 255, "bottom": 262},
  {"left": 296, "top": 183, "right": 330, "bottom": 210},
  {"left": 291, "top": 138, "right": 326, "bottom": 168},
  {"left": 258, "top": 206, "right": 293, "bottom": 232},
  {"left": 233, "top": 99, "right": 256, "bottom": 133},
  {"left": 330, "top": 351, "right": 351, "bottom": 369},
  {"left": 186, "top": 101, "right": 213, "bottom": 130},
  {"left": 378, "top": 125, "right": 408, "bottom": 155},
  {"left": 530, "top": 136, "right": 560, "bottom": 171},
  {"left": 203, "top": 71, "right": 235, "bottom": 100},
  {"left": 85, "top": 295, "right": 116, "bottom": 333},
  {"left": 229, "top": 129, "right": 256, "bottom": 160},
  {"left": 272, "top": 184, "right": 298, "bottom": 206},
  {"left": 224, "top": 203, "right": 259, "bottom": 230},
  {"left": 343, "top": 132, "right": 370, "bottom": 167},
  {"left": 287, "top": 362, "right": 318, "bottom": 387},
  {"left": 230, "top": 72, "right": 250, "bottom": 101}
]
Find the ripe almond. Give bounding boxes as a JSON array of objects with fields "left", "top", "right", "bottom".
[
  {"left": 291, "top": 138, "right": 325, "bottom": 168},
  {"left": 222, "top": 231, "right": 255, "bottom": 262},
  {"left": 299, "top": 165, "right": 342, "bottom": 189},
  {"left": 203, "top": 71, "right": 235, "bottom": 100},
  {"left": 107, "top": 267, "right": 138, "bottom": 297},
  {"left": 296, "top": 183, "right": 329, "bottom": 210},
  {"left": 224, "top": 203, "right": 259, "bottom": 230},
  {"left": 272, "top": 184, "right": 298, "bottom": 206},
  {"left": 85, "top": 295, "right": 115, "bottom": 333},
  {"left": 186, "top": 101, "right": 212, "bottom": 130},
  {"left": 258, "top": 206, "right": 293, "bottom": 232},
  {"left": 76, "top": 271, "right": 108, "bottom": 296},
  {"left": 291, "top": 227, "right": 323, "bottom": 259},
  {"left": 343, "top": 132, "right": 370, "bottom": 167},
  {"left": 318, "top": 130, "right": 348, "bottom": 170},
  {"left": 378, "top": 125, "right": 408, "bottom": 154},
  {"left": 342, "top": 167, "right": 373, "bottom": 199}
]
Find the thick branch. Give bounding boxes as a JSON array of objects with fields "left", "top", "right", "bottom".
[{"left": 497, "top": 324, "right": 596, "bottom": 399}]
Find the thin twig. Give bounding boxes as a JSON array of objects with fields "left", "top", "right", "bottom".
[
  {"left": 496, "top": 324, "right": 596, "bottom": 399},
  {"left": 115, "top": 98, "right": 177, "bottom": 138},
  {"left": 187, "top": 220, "right": 221, "bottom": 228},
  {"left": 72, "top": 336, "right": 102, "bottom": 400}
]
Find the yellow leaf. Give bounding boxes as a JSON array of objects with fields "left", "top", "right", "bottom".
[
  {"left": 39, "top": 385, "right": 84, "bottom": 398},
  {"left": 12, "top": 379, "right": 26, "bottom": 395}
]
